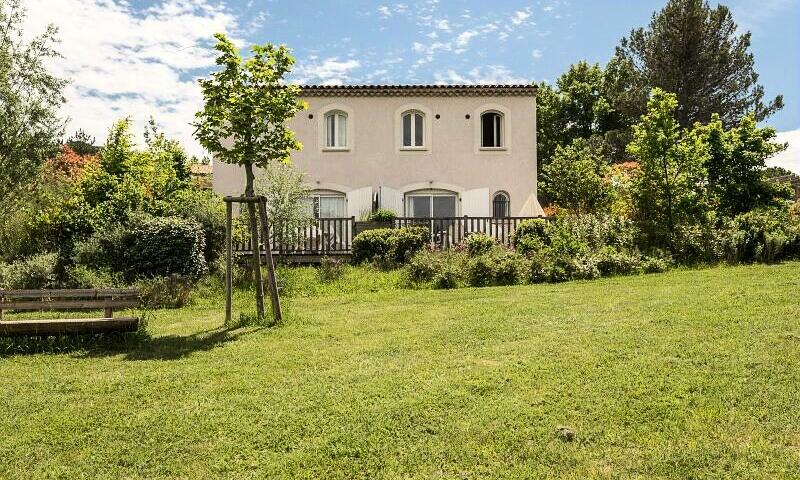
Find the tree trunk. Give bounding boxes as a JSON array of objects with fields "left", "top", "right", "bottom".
[{"left": 244, "top": 162, "right": 265, "bottom": 320}]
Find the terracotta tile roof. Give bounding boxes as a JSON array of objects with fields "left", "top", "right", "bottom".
[
  {"left": 190, "top": 163, "right": 213, "bottom": 175},
  {"left": 298, "top": 84, "right": 538, "bottom": 97}
]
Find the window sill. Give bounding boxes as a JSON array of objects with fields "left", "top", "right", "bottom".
[
  {"left": 400, "top": 146, "right": 428, "bottom": 152},
  {"left": 322, "top": 147, "right": 350, "bottom": 152},
  {"left": 479, "top": 147, "right": 507, "bottom": 152}
]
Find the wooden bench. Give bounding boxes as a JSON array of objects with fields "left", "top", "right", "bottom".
[{"left": 0, "top": 288, "right": 140, "bottom": 337}]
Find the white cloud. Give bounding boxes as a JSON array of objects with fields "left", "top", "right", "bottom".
[
  {"left": 455, "top": 30, "right": 478, "bottom": 47},
  {"left": 377, "top": 5, "right": 392, "bottom": 18},
  {"left": 434, "top": 65, "right": 530, "bottom": 85},
  {"left": 412, "top": 41, "right": 452, "bottom": 60},
  {"left": 768, "top": 129, "right": 800, "bottom": 174},
  {"left": 293, "top": 57, "right": 361, "bottom": 86},
  {"left": 24, "top": 0, "right": 240, "bottom": 157},
  {"left": 532, "top": 49, "right": 543, "bottom": 59},
  {"left": 511, "top": 8, "right": 532, "bottom": 25},
  {"left": 435, "top": 19, "right": 451, "bottom": 31}
]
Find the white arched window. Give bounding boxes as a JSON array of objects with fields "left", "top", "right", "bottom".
[
  {"left": 481, "top": 111, "right": 503, "bottom": 148},
  {"left": 324, "top": 111, "right": 347, "bottom": 148},
  {"left": 492, "top": 191, "right": 510, "bottom": 217},
  {"left": 405, "top": 189, "right": 457, "bottom": 218},
  {"left": 309, "top": 190, "right": 346, "bottom": 218},
  {"left": 402, "top": 110, "right": 424, "bottom": 148}
]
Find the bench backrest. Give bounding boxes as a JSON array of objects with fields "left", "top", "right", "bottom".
[{"left": 0, "top": 289, "right": 140, "bottom": 316}]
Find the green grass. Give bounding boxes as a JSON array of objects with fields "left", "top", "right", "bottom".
[{"left": 2, "top": 263, "right": 800, "bottom": 479}]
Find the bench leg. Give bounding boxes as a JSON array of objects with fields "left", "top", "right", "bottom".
[{"left": 105, "top": 307, "right": 113, "bottom": 318}]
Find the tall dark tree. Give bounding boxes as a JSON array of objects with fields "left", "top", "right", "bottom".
[
  {"left": 66, "top": 129, "right": 101, "bottom": 156},
  {"left": 614, "top": 0, "right": 783, "bottom": 128},
  {"left": 0, "top": 0, "right": 67, "bottom": 201}
]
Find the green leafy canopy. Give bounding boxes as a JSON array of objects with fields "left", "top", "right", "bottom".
[{"left": 193, "top": 33, "right": 306, "bottom": 192}]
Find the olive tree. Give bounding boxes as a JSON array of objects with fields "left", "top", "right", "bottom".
[{"left": 255, "top": 162, "right": 313, "bottom": 247}]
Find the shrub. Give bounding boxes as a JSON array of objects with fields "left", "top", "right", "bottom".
[
  {"left": 571, "top": 256, "right": 601, "bottom": 280},
  {"left": 529, "top": 252, "right": 554, "bottom": 284},
  {"left": 641, "top": 255, "right": 671, "bottom": 274},
  {"left": 369, "top": 209, "right": 397, "bottom": 222},
  {"left": 318, "top": 256, "right": 346, "bottom": 282},
  {"left": 513, "top": 218, "right": 551, "bottom": 255},
  {"left": 464, "top": 232, "right": 497, "bottom": 257},
  {"left": 467, "top": 249, "right": 528, "bottom": 287},
  {"left": 71, "top": 224, "right": 129, "bottom": 273},
  {"left": 166, "top": 190, "right": 226, "bottom": 265},
  {"left": 0, "top": 252, "right": 59, "bottom": 289},
  {"left": 727, "top": 208, "right": 800, "bottom": 263},
  {"left": 556, "top": 213, "right": 638, "bottom": 251},
  {"left": 592, "top": 246, "right": 642, "bottom": 276},
  {"left": 492, "top": 250, "right": 529, "bottom": 286},
  {"left": 466, "top": 254, "right": 495, "bottom": 287},
  {"left": 254, "top": 162, "right": 313, "bottom": 246},
  {"left": 406, "top": 249, "right": 467, "bottom": 286},
  {"left": 352, "top": 229, "right": 394, "bottom": 264},
  {"left": 671, "top": 221, "right": 728, "bottom": 265},
  {"left": 528, "top": 251, "right": 593, "bottom": 284},
  {"left": 125, "top": 216, "right": 207, "bottom": 280},
  {"left": 352, "top": 226, "right": 428, "bottom": 265},
  {"left": 406, "top": 248, "right": 440, "bottom": 283},
  {"left": 432, "top": 263, "right": 462, "bottom": 289},
  {"left": 391, "top": 226, "right": 429, "bottom": 263},
  {"left": 67, "top": 265, "right": 123, "bottom": 288},
  {"left": 136, "top": 274, "right": 193, "bottom": 309}
]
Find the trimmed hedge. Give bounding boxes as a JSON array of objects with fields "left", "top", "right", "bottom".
[
  {"left": 352, "top": 226, "right": 429, "bottom": 264},
  {"left": 126, "top": 216, "right": 208, "bottom": 280},
  {"left": 368, "top": 209, "right": 397, "bottom": 222}
]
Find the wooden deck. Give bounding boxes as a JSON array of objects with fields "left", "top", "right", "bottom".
[{"left": 235, "top": 216, "right": 550, "bottom": 261}]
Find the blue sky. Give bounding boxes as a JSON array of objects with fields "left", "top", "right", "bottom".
[{"left": 24, "top": 0, "right": 800, "bottom": 164}]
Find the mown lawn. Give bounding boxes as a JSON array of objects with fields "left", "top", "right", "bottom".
[{"left": 1, "top": 263, "right": 799, "bottom": 479}]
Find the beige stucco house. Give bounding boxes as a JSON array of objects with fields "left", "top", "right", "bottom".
[{"left": 212, "top": 84, "right": 543, "bottom": 219}]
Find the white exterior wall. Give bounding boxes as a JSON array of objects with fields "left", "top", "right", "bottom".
[{"left": 212, "top": 91, "right": 543, "bottom": 217}]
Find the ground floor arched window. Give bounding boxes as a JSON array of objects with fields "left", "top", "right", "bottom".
[
  {"left": 492, "top": 191, "right": 510, "bottom": 217},
  {"left": 405, "top": 189, "right": 457, "bottom": 218},
  {"left": 309, "top": 190, "right": 346, "bottom": 218}
]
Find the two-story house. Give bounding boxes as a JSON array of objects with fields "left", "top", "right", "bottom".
[{"left": 212, "top": 84, "right": 543, "bottom": 219}]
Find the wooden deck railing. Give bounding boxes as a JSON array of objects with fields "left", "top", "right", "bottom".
[
  {"left": 235, "top": 216, "right": 550, "bottom": 256},
  {"left": 394, "top": 216, "right": 549, "bottom": 249},
  {"left": 236, "top": 217, "right": 355, "bottom": 256}
]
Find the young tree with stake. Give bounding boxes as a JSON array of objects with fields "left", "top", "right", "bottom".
[{"left": 194, "top": 33, "right": 306, "bottom": 320}]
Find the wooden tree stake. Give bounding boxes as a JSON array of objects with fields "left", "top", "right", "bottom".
[
  {"left": 258, "top": 197, "right": 283, "bottom": 323},
  {"left": 225, "top": 200, "right": 233, "bottom": 324}
]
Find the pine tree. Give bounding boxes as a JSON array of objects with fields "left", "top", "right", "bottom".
[{"left": 614, "top": 0, "right": 783, "bottom": 128}]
